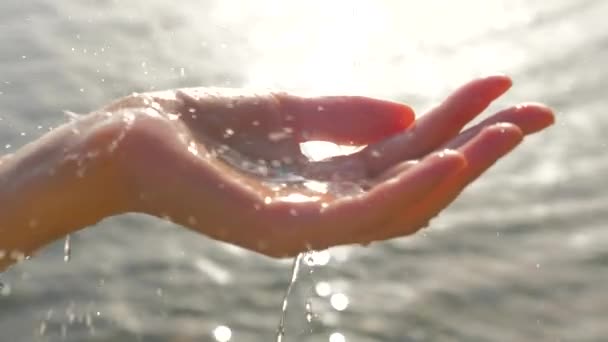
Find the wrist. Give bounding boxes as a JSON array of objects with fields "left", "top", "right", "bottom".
[{"left": 0, "top": 112, "right": 131, "bottom": 261}]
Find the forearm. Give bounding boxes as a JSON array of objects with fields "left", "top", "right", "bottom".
[{"left": 0, "top": 114, "right": 129, "bottom": 271}]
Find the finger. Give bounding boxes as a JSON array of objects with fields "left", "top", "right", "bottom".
[
  {"left": 275, "top": 93, "right": 415, "bottom": 145},
  {"left": 310, "top": 149, "right": 466, "bottom": 249},
  {"left": 373, "top": 160, "right": 419, "bottom": 183},
  {"left": 442, "top": 103, "right": 554, "bottom": 150},
  {"left": 373, "top": 103, "right": 553, "bottom": 182},
  {"left": 365, "top": 123, "right": 524, "bottom": 243},
  {"left": 176, "top": 89, "right": 415, "bottom": 151},
  {"left": 360, "top": 75, "right": 512, "bottom": 176}
]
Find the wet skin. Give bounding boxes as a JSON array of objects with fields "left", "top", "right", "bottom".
[{"left": 0, "top": 75, "right": 554, "bottom": 270}]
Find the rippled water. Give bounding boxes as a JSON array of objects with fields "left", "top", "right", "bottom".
[{"left": 1, "top": 0, "right": 608, "bottom": 341}]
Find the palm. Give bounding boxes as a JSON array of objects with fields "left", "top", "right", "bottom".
[{"left": 119, "top": 76, "right": 553, "bottom": 257}]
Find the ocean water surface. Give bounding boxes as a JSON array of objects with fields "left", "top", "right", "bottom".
[{"left": 1, "top": 1, "right": 608, "bottom": 341}]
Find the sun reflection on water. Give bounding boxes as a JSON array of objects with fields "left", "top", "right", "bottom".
[{"left": 209, "top": 0, "right": 531, "bottom": 96}]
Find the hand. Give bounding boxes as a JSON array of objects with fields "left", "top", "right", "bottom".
[{"left": 101, "top": 75, "right": 553, "bottom": 257}]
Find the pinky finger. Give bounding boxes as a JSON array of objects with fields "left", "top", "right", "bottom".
[
  {"left": 312, "top": 149, "right": 466, "bottom": 248},
  {"left": 363, "top": 123, "right": 524, "bottom": 243}
]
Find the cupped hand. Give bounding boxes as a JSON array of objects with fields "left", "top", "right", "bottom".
[{"left": 104, "top": 75, "right": 553, "bottom": 257}]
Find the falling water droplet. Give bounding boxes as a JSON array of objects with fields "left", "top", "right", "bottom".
[
  {"left": 305, "top": 298, "right": 314, "bottom": 324},
  {"left": 39, "top": 320, "right": 47, "bottom": 336},
  {"left": 276, "top": 253, "right": 305, "bottom": 342},
  {"left": 64, "top": 235, "right": 72, "bottom": 262}
]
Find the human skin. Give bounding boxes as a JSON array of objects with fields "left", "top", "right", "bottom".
[{"left": 0, "top": 75, "right": 554, "bottom": 271}]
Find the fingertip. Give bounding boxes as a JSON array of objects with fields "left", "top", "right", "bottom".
[
  {"left": 515, "top": 102, "right": 556, "bottom": 127},
  {"left": 354, "top": 97, "right": 416, "bottom": 136},
  {"left": 480, "top": 122, "right": 524, "bottom": 148},
  {"left": 391, "top": 101, "right": 416, "bottom": 129},
  {"left": 480, "top": 73, "right": 513, "bottom": 86},
  {"left": 286, "top": 95, "right": 416, "bottom": 144},
  {"left": 431, "top": 148, "right": 468, "bottom": 170},
  {"left": 481, "top": 74, "right": 513, "bottom": 95}
]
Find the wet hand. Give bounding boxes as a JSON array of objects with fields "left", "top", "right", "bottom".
[{"left": 105, "top": 75, "right": 553, "bottom": 257}]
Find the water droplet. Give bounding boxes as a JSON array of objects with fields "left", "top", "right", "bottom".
[
  {"left": 317, "top": 105, "right": 325, "bottom": 112},
  {"left": 277, "top": 193, "right": 320, "bottom": 203},
  {"left": 256, "top": 165, "right": 269, "bottom": 176},
  {"left": 64, "top": 235, "right": 71, "bottom": 262},
  {"left": 223, "top": 128, "right": 235, "bottom": 138},
  {"left": 304, "top": 250, "right": 331, "bottom": 266},
  {"left": 188, "top": 142, "right": 199, "bottom": 156},
  {"left": 289, "top": 208, "right": 298, "bottom": 216},
  {"left": 305, "top": 298, "right": 314, "bottom": 323},
  {"left": 252, "top": 120, "right": 260, "bottom": 126},
  {"left": 303, "top": 181, "right": 328, "bottom": 194},
  {"left": 268, "top": 130, "right": 292, "bottom": 142},
  {"left": 39, "top": 321, "right": 47, "bottom": 336},
  {"left": 264, "top": 196, "right": 272, "bottom": 205},
  {"left": 370, "top": 150, "right": 382, "bottom": 158}
]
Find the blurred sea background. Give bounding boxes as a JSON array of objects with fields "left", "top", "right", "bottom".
[{"left": 1, "top": 0, "right": 608, "bottom": 341}]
